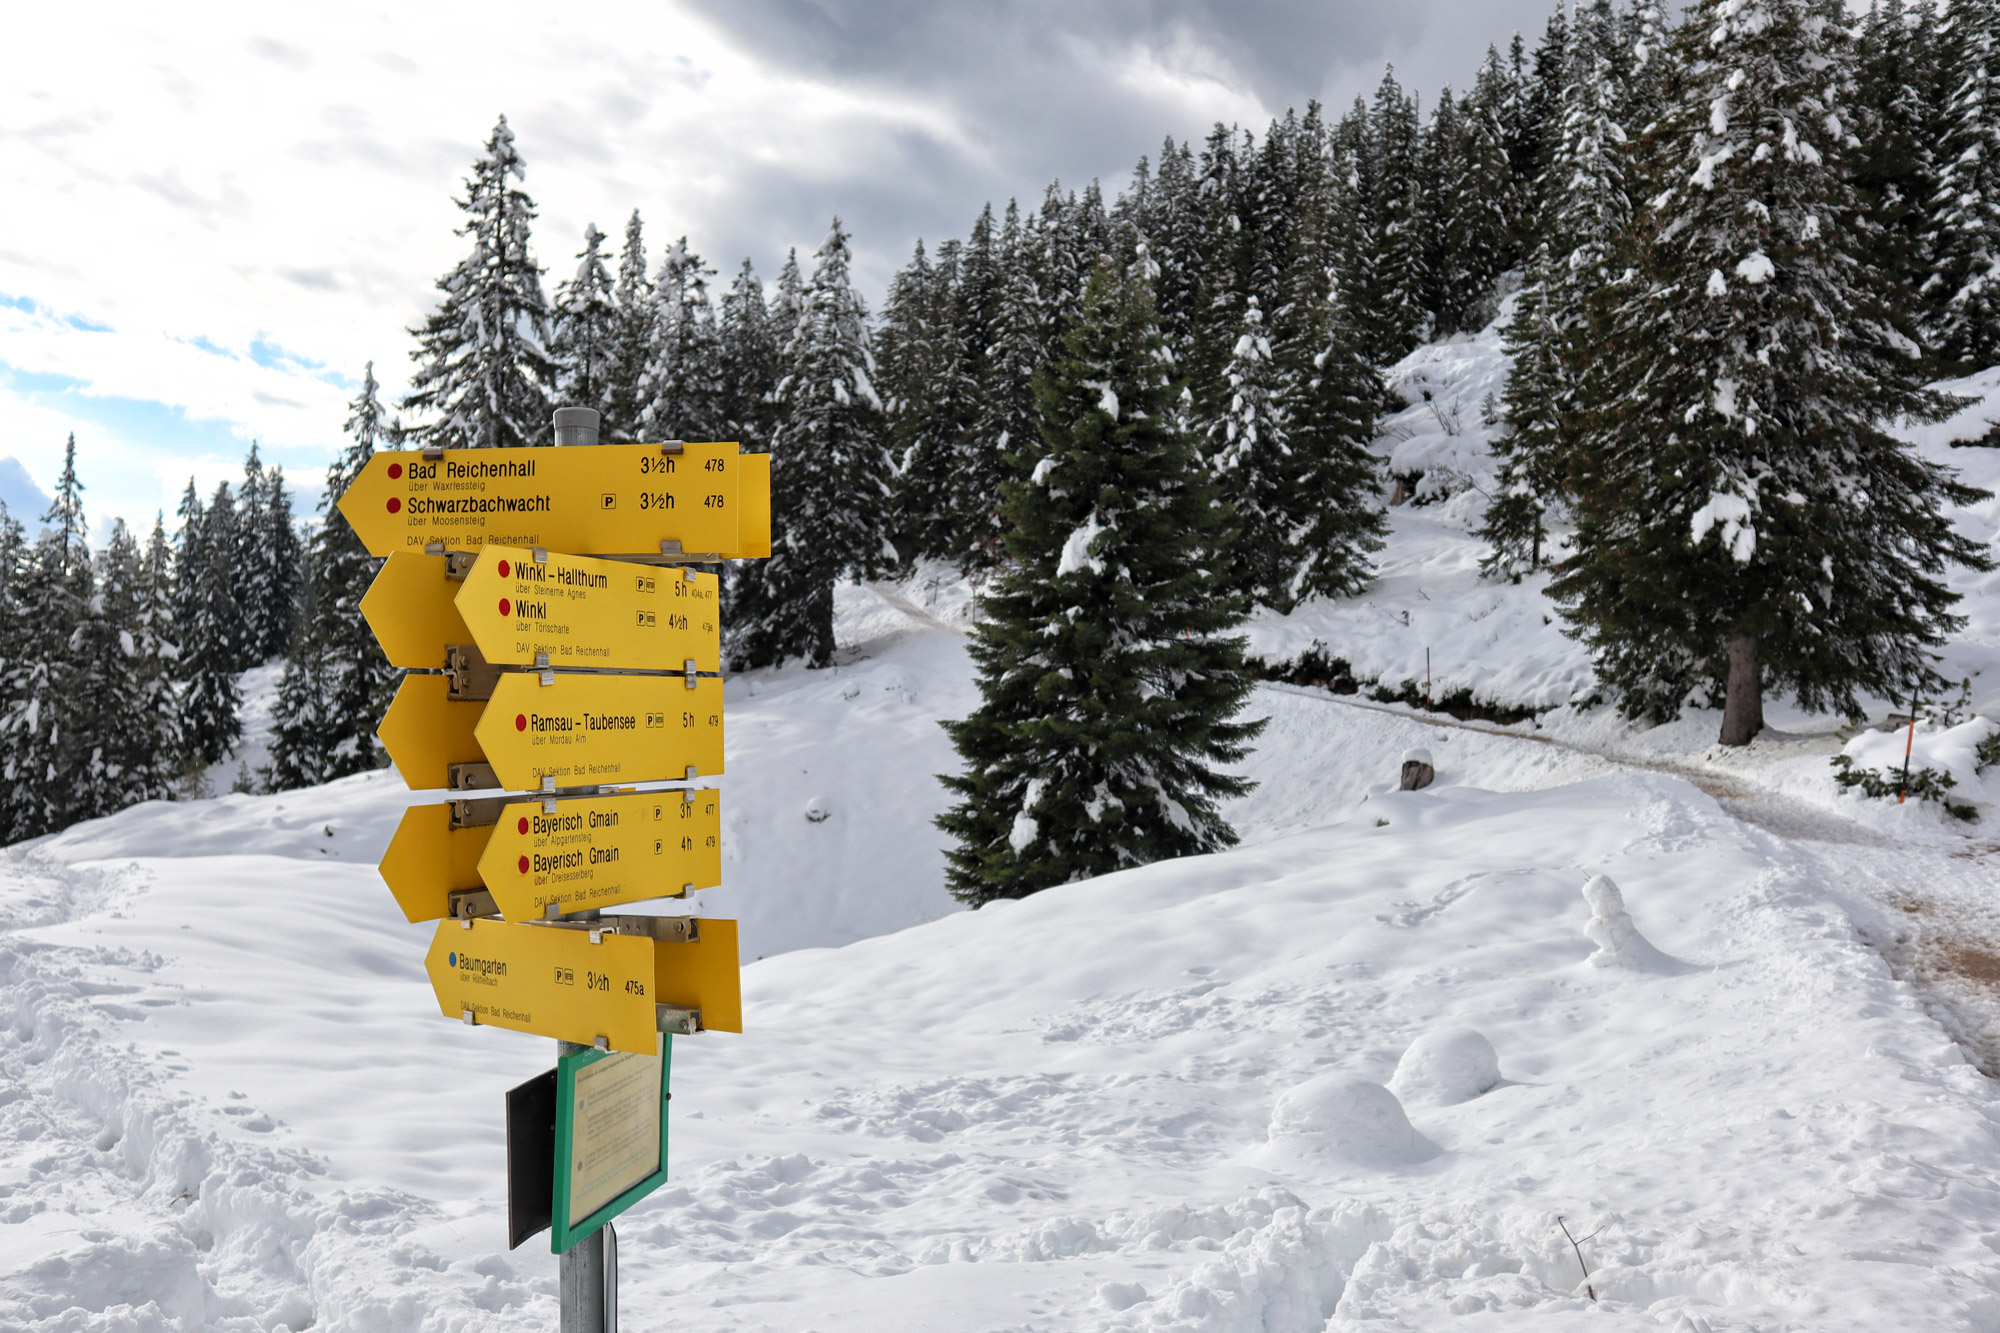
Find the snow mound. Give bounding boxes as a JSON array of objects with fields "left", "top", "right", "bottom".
[
  {"left": 1388, "top": 1028, "right": 1501, "bottom": 1105},
  {"left": 1262, "top": 1075, "right": 1435, "bottom": 1167},
  {"left": 1583, "top": 874, "right": 1684, "bottom": 973}
]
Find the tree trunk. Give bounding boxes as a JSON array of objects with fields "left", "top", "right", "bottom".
[{"left": 1718, "top": 634, "right": 1763, "bottom": 746}]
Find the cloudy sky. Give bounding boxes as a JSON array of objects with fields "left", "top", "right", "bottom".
[{"left": 1, "top": 0, "right": 1558, "bottom": 534}]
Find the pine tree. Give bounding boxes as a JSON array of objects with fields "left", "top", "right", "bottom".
[
  {"left": 937, "top": 259, "right": 1264, "bottom": 905},
  {"left": 1554, "top": 0, "right": 1993, "bottom": 745},
  {"left": 404, "top": 116, "right": 557, "bottom": 449},
  {"left": 1366, "top": 69, "right": 1431, "bottom": 358},
  {"left": 605, "top": 209, "right": 653, "bottom": 442},
  {"left": 1210, "top": 297, "right": 1297, "bottom": 607},
  {"left": 1850, "top": 0, "right": 1939, "bottom": 360},
  {"left": 1922, "top": 0, "right": 2000, "bottom": 370},
  {"left": 637, "top": 238, "right": 723, "bottom": 442},
  {"left": 180, "top": 481, "right": 245, "bottom": 770},
  {"left": 883, "top": 240, "right": 982, "bottom": 564},
  {"left": 717, "top": 259, "right": 778, "bottom": 449},
  {"left": 0, "top": 505, "right": 26, "bottom": 840},
  {"left": 727, "top": 220, "right": 888, "bottom": 670},
  {"left": 551, "top": 223, "right": 621, "bottom": 420},
  {"left": 72, "top": 520, "right": 178, "bottom": 816},
  {"left": 266, "top": 363, "right": 400, "bottom": 789},
  {"left": 1484, "top": 0, "right": 1633, "bottom": 577},
  {"left": 1, "top": 437, "right": 92, "bottom": 837},
  {"left": 234, "top": 444, "right": 301, "bottom": 663}
]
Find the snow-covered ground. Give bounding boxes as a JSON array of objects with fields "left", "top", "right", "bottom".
[{"left": 8, "top": 312, "right": 2000, "bottom": 1328}]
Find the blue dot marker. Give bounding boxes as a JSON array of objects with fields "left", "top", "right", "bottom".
[{"left": 448, "top": 952, "right": 458, "bottom": 967}]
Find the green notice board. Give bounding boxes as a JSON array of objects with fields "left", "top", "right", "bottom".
[{"left": 551, "top": 1033, "right": 673, "bottom": 1253}]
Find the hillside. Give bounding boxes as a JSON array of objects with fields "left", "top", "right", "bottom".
[{"left": 5, "top": 310, "right": 2000, "bottom": 1329}]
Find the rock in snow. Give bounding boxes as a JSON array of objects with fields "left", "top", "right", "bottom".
[
  {"left": 1388, "top": 1028, "right": 1502, "bottom": 1105},
  {"left": 1399, "top": 746, "right": 1436, "bottom": 791}
]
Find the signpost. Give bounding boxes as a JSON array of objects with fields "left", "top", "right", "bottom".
[
  {"left": 337, "top": 440, "right": 771, "bottom": 560},
  {"left": 377, "top": 672, "right": 725, "bottom": 791},
  {"left": 382, "top": 789, "right": 723, "bottom": 924},
  {"left": 361, "top": 547, "right": 721, "bottom": 672},
  {"left": 423, "top": 914, "right": 742, "bottom": 1051},
  {"left": 345, "top": 410, "right": 768, "bottom": 1333}
]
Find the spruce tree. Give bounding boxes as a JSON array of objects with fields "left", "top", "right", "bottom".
[
  {"left": 727, "top": 220, "right": 888, "bottom": 669},
  {"left": 1554, "top": 0, "right": 1993, "bottom": 745},
  {"left": 180, "top": 481, "right": 245, "bottom": 769},
  {"left": 637, "top": 238, "right": 723, "bottom": 442},
  {"left": 1, "top": 438, "right": 92, "bottom": 837},
  {"left": 606, "top": 209, "right": 653, "bottom": 441},
  {"left": 404, "top": 116, "right": 557, "bottom": 449},
  {"left": 717, "top": 259, "right": 778, "bottom": 449},
  {"left": 0, "top": 506, "right": 27, "bottom": 840},
  {"left": 1484, "top": 0, "right": 1633, "bottom": 577},
  {"left": 1210, "top": 297, "right": 1297, "bottom": 607},
  {"left": 551, "top": 223, "right": 621, "bottom": 421},
  {"left": 73, "top": 520, "right": 178, "bottom": 815},
  {"left": 883, "top": 239, "right": 981, "bottom": 564},
  {"left": 266, "top": 363, "right": 399, "bottom": 789},
  {"left": 1921, "top": 0, "right": 2000, "bottom": 370},
  {"left": 937, "top": 259, "right": 1263, "bottom": 905}
]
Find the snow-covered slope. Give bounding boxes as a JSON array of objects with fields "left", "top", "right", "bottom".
[
  {"left": 10, "top": 323, "right": 2000, "bottom": 1329},
  {"left": 8, "top": 702, "right": 2000, "bottom": 1329}
]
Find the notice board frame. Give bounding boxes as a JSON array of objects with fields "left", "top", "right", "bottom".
[{"left": 550, "top": 1033, "right": 673, "bottom": 1254}]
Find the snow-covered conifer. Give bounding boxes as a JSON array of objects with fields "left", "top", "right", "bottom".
[
  {"left": 718, "top": 259, "right": 778, "bottom": 450},
  {"left": 637, "top": 238, "right": 723, "bottom": 441},
  {"left": 267, "top": 364, "right": 398, "bottom": 790},
  {"left": 727, "top": 220, "right": 888, "bottom": 669},
  {"left": 404, "top": 116, "right": 556, "bottom": 449},
  {"left": 1484, "top": 0, "right": 1632, "bottom": 577},
  {"left": 179, "top": 481, "right": 245, "bottom": 770},
  {"left": 1921, "top": 0, "right": 2000, "bottom": 370},
  {"left": 1, "top": 438, "right": 92, "bottom": 836},
  {"left": 551, "top": 223, "right": 621, "bottom": 421},
  {"left": 605, "top": 209, "right": 652, "bottom": 441},
  {"left": 937, "top": 259, "right": 1264, "bottom": 905},
  {"left": 1210, "top": 297, "right": 1298, "bottom": 606},
  {"left": 1554, "top": 0, "right": 1993, "bottom": 745}
]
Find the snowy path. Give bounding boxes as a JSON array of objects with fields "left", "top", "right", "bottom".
[{"left": 1255, "top": 679, "right": 2000, "bottom": 1080}]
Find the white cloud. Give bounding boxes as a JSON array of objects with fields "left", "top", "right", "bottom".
[{"left": 0, "top": 0, "right": 1553, "bottom": 531}]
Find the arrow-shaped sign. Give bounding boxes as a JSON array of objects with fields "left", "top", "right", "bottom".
[{"left": 337, "top": 442, "right": 770, "bottom": 559}]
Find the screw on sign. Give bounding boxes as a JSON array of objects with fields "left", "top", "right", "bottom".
[{"left": 341, "top": 407, "right": 769, "bottom": 1333}]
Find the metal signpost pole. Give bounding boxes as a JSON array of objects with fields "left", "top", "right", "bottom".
[{"left": 552, "top": 414, "right": 608, "bottom": 1333}]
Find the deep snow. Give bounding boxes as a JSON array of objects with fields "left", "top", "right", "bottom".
[{"left": 6, "top": 307, "right": 2000, "bottom": 1329}]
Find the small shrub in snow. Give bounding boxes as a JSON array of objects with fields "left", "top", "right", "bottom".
[{"left": 1829, "top": 754, "right": 1977, "bottom": 822}]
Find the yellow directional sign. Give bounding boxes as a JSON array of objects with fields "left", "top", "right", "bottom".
[
  {"left": 476, "top": 674, "right": 724, "bottom": 791},
  {"left": 337, "top": 441, "right": 768, "bottom": 559},
  {"left": 379, "top": 673, "right": 724, "bottom": 791},
  {"left": 381, "top": 791, "right": 723, "bottom": 923},
  {"left": 478, "top": 790, "right": 722, "bottom": 921},
  {"left": 380, "top": 802, "right": 491, "bottom": 921},
  {"left": 426, "top": 915, "right": 742, "bottom": 1051},
  {"left": 362, "top": 552, "right": 475, "bottom": 669},
  {"left": 460, "top": 546, "right": 720, "bottom": 672},
  {"left": 360, "top": 549, "right": 721, "bottom": 672},
  {"left": 379, "top": 674, "right": 486, "bottom": 788}
]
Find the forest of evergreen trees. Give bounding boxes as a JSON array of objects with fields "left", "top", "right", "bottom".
[{"left": 8, "top": 0, "right": 1999, "bottom": 859}]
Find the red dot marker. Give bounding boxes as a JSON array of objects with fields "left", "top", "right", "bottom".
[
  {"left": 387, "top": 462, "right": 403, "bottom": 479},
  {"left": 517, "top": 855, "right": 530, "bottom": 875},
  {"left": 385, "top": 497, "right": 400, "bottom": 513},
  {"left": 499, "top": 597, "right": 512, "bottom": 617},
  {"left": 517, "top": 817, "right": 529, "bottom": 835},
  {"left": 497, "top": 559, "right": 510, "bottom": 578},
  {"left": 515, "top": 713, "right": 527, "bottom": 732}
]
